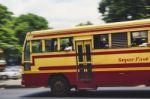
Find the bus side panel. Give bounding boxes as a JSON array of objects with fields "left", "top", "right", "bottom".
[
  {"left": 93, "top": 70, "right": 150, "bottom": 87},
  {"left": 123, "top": 70, "right": 150, "bottom": 86},
  {"left": 22, "top": 73, "right": 49, "bottom": 87},
  {"left": 93, "top": 71, "right": 125, "bottom": 86},
  {"left": 22, "top": 72, "right": 77, "bottom": 87},
  {"left": 92, "top": 48, "right": 150, "bottom": 86}
]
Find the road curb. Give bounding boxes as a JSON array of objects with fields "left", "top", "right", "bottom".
[
  {"left": 0, "top": 84, "right": 25, "bottom": 89},
  {"left": 0, "top": 79, "right": 24, "bottom": 89},
  {"left": 4, "top": 85, "right": 25, "bottom": 89}
]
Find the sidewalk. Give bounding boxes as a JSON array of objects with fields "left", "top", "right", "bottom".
[{"left": 0, "top": 79, "right": 24, "bottom": 88}]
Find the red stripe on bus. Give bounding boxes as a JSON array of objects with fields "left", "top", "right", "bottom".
[
  {"left": 30, "top": 49, "right": 150, "bottom": 66},
  {"left": 93, "top": 63, "right": 150, "bottom": 68},
  {"left": 33, "top": 53, "right": 75, "bottom": 58},
  {"left": 39, "top": 63, "right": 150, "bottom": 70},
  {"left": 39, "top": 65, "right": 76, "bottom": 70},
  {"left": 91, "top": 49, "right": 150, "bottom": 55},
  {"left": 33, "top": 24, "right": 150, "bottom": 38}
]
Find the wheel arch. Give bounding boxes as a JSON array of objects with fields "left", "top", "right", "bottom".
[{"left": 48, "top": 73, "right": 70, "bottom": 87}]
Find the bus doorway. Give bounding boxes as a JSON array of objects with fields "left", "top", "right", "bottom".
[{"left": 76, "top": 40, "right": 94, "bottom": 89}]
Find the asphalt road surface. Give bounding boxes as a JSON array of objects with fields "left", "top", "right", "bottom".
[{"left": 0, "top": 87, "right": 150, "bottom": 99}]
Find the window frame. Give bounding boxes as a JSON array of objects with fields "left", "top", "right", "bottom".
[
  {"left": 130, "top": 30, "right": 148, "bottom": 47},
  {"left": 111, "top": 32, "right": 128, "bottom": 48},
  {"left": 59, "top": 37, "right": 74, "bottom": 51},
  {"left": 31, "top": 40, "right": 42, "bottom": 53},
  {"left": 93, "top": 34, "right": 109, "bottom": 49},
  {"left": 24, "top": 41, "right": 30, "bottom": 61},
  {"left": 44, "top": 38, "right": 58, "bottom": 52},
  {"left": 23, "top": 41, "right": 31, "bottom": 71}
]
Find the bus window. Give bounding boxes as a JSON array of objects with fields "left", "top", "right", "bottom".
[
  {"left": 131, "top": 31, "right": 148, "bottom": 47},
  {"left": 45, "top": 38, "right": 57, "bottom": 52},
  {"left": 60, "top": 37, "right": 73, "bottom": 51},
  {"left": 112, "top": 33, "right": 128, "bottom": 48},
  {"left": 24, "top": 41, "right": 30, "bottom": 61},
  {"left": 93, "top": 34, "right": 109, "bottom": 49},
  {"left": 32, "top": 40, "right": 42, "bottom": 53}
]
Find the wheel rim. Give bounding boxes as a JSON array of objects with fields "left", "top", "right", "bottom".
[{"left": 54, "top": 80, "right": 65, "bottom": 92}]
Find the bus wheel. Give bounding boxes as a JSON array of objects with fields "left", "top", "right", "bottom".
[{"left": 50, "top": 76, "right": 70, "bottom": 96}]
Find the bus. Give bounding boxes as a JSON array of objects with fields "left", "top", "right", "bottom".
[{"left": 22, "top": 19, "right": 150, "bottom": 96}]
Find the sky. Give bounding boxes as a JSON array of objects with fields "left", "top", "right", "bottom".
[{"left": 0, "top": 0, "right": 104, "bottom": 28}]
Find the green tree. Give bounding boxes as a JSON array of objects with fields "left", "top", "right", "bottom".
[
  {"left": 98, "top": 0, "right": 150, "bottom": 22},
  {"left": 0, "top": 27, "right": 21, "bottom": 64},
  {"left": 76, "top": 21, "right": 93, "bottom": 26},
  {"left": 0, "top": 19, "right": 21, "bottom": 64},
  {"left": 15, "top": 13, "right": 49, "bottom": 44},
  {"left": 0, "top": 4, "right": 13, "bottom": 27},
  {"left": 0, "top": 4, "right": 21, "bottom": 64},
  {"left": 0, "top": 4, "right": 49, "bottom": 65}
]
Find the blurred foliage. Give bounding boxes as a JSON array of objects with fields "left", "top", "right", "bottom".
[
  {"left": 14, "top": 13, "right": 48, "bottom": 44},
  {"left": 98, "top": 0, "right": 150, "bottom": 22},
  {"left": 0, "top": 25, "right": 21, "bottom": 64},
  {"left": 0, "top": 4, "right": 20, "bottom": 63},
  {"left": 76, "top": 21, "right": 93, "bottom": 26},
  {"left": 0, "top": 4, "right": 13, "bottom": 26},
  {"left": 0, "top": 4, "right": 49, "bottom": 64}
]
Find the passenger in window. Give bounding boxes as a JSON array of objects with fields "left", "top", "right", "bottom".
[
  {"left": 60, "top": 37, "right": 73, "bottom": 51},
  {"left": 131, "top": 39, "right": 138, "bottom": 47},
  {"left": 93, "top": 34, "right": 109, "bottom": 49},
  {"left": 131, "top": 31, "right": 148, "bottom": 47},
  {"left": 64, "top": 42, "right": 73, "bottom": 51},
  {"left": 100, "top": 37, "right": 109, "bottom": 48},
  {"left": 60, "top": 43, "right": 67, "bottom": 51},
  {"left": 139, "top": 38, "right": 147, "bottom": 47}
]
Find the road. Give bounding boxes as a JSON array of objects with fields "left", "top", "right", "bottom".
[{"left": 0, "top": 87, "right": 150, "bottom": 99}]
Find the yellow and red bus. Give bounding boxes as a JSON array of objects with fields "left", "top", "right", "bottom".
[{"left": 22, "top": 19, "right": 150, "bottom": 96}]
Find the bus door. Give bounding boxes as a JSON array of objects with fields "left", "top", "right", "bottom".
[{"left": 76, "top": 40, "right": 92, "bottom": 81}]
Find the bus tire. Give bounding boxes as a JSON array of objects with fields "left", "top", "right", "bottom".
[{"left": 50, "top": 76, "right": 70, "bottom": 96}]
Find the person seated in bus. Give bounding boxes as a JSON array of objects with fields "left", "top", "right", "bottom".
[
  {"left": 99, "top": 38, "right": 109, "bottom": 48},
  {"left": 139, "top": 38, "right": 148, "bottom": 47},
  {"left": 131, "top": 38, "right": 147, "bottom": 47},
  {"left": 64, "top": 43, "right": 73, "bottom": 51},
  {"left": 60, "top": 43, "right": 67, "bottom": 51}
]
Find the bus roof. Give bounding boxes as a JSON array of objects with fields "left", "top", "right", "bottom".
[
  {"left": 31, "top": 19, "right": 150, "bottom": 34},
  {"left": 28, "top": 19, "right": 150, "bottom": 36}
]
